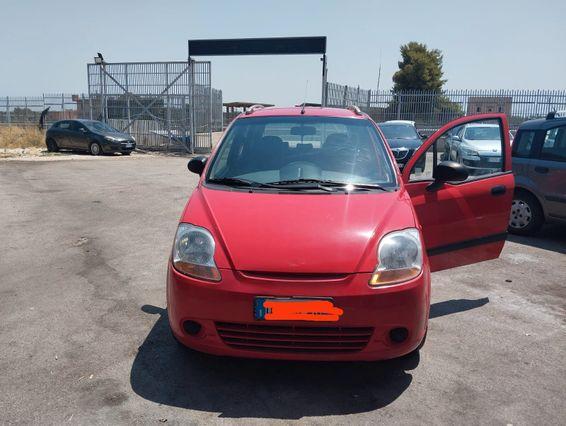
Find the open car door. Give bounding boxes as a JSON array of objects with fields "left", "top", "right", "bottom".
[{"left": 402, "top": 113, "right": 514, "bottom": 272}]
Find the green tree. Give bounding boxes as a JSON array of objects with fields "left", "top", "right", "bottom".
[{"left": 393, "top": 42, "right": 446, "bottom": 92}]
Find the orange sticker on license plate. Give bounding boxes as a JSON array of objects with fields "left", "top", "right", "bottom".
[{"left": 254, "top": 297, "right": 344, "bottom": 322}]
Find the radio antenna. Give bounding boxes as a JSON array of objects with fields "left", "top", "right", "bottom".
[{"left": 301, "top": 80, "right": 309, "bottom": 114}]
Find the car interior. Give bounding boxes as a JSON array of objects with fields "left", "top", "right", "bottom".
[{"left": 214, "top": 123, "right": 394, "bottom": 185}]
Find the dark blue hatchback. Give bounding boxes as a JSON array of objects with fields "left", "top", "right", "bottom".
[
  {"left": 377, "top": 120, "right": 425, "bottom": 167},
  {"left": 46, "top": 119, "right": 136, "bottom": 156}
]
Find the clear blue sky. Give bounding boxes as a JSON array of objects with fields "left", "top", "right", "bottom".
[{"left": 2, "top": 0, "right": 565, "bottom": 105}]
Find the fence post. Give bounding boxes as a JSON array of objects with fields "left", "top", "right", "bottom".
[
  {"left": 189, "top": 59, "right": 195, "bottom": 154},
  {"left": 125, "top": 63, "right": 131, "bottom": 126},
  {"left": 209, "top": 63, "right": 213, "bottom": 150},
  {"left": 165, "top": 62, "right": 172, "bottom": 149},
  {"left": 99, "top": 64, "right": 104, "bottom": 122},
  {"left": 396, "top": 94, "right": 402, "bottom": 120},
  {"left": 6, "top": 96, "right": 10, "bottom": 126}
]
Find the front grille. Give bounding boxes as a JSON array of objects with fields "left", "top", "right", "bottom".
[
  {"left": 216, "top": 322, "right": 374, "bottom": 354},
  {"left": 391, "top": 148, "right": 410, "bottom": 160}
]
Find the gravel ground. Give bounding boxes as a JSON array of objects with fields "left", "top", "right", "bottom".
[{"left": 0, "top": 155, "right": 564, "bottom": 425}]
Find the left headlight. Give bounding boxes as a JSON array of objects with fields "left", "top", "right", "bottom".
[
  {"left": 461, "top": 146, "right": 479, "bottom": 157},
  {"left": 369, "top": 228, "right": 423, "bottom": 287},
  {"left": 172, "top": 223, "right": 221, "bottom": 282}
]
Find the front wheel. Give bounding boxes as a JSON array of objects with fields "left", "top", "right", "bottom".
[
  {"left": 508, "top": 191, "right": 544, "bottom": 235},
  {"left": 89, "top": 142, "right": 102, "bottom": 156}
]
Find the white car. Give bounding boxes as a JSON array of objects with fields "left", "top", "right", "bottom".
[{"left": 444, "top": 123, "right": 503, "bottom": 175}]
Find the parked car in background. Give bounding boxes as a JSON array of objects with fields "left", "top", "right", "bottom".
[
  {"left": 443, "top": 123, "right": 502, "bottom": 175},
  {"left": 509, "top": 111, "right": 566, "bottom": 235},
  {"left": 377, "top": 120, "right": 425, "bottom": 168},
  {"left": 46, "top": 119, "right": 136, "bottom": 155},
  {"left": 168, "top": 106, "right": 513, "bottom": 362}
]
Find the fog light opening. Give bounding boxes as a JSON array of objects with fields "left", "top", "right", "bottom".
[
  {"left": 389, "top": 327, "right": 409, "bottom": 343},
  {"left": 183, "top": 320, "right": 202, "bottom": 336}
]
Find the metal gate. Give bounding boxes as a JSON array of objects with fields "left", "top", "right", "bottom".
[{"left": 87, "top": 60, "right": 219, "bottom": 152}]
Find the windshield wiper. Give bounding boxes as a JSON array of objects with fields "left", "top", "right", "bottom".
[
  {"left": 268, "top": 179, "right": 390, "bottom": 192},
  {"left": 265, "top": 178, "right": 338, "bottom": 192},
  {"left": 207, "top": 177, "right": 277, "bottom": 189}
]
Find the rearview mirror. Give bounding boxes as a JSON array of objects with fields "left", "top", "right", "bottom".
[
  {"left": 427, "top": 161, "right": 468, "bottom": 191},
  {"left": 188, "top": 156, "right": 208, "bottom": 175}
]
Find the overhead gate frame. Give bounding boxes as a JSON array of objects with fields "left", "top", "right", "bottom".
[{"left": 187, "top": 37, "right": 328, "bottom": 106}]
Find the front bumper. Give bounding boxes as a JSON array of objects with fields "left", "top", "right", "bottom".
[
  {"left": 102, "top": 141, "right": 136, "bottom": 153},
  {"left": 461, "top": 154, "right": 501, "bottom": 173},
  {"left": 167, "top": 264, "right": 430, "bottom": 361}
]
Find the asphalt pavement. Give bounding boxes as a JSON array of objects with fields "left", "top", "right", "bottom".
[{"left": 1, "top": 155, "right": 564, "bottom": 425}]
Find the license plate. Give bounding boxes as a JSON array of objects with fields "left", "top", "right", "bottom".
[
  {"left": 125, "top": 143, "right": 133, "bottom": 148},
  {"left": 254, "top": 297, "right": 343, "bottom": 322},
  {"left": 488, "top": 157, "right": 500, "bottom": 163}
]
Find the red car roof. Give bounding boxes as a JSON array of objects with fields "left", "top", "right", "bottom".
[{"left": 238, "top": 106, "right": 366, "bottom": 119}]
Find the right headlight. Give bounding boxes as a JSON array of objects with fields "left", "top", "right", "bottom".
[
  {"left": 369, "top": 228, "right": 423, "bottom": 287},
  {"left": 172, "top": 223, "right": 221, "bottom": 282}
]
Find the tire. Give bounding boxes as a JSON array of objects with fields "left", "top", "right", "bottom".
[
  {"left": 508, "top": 190, "right": 544, "bottom": 236},
  {"left": 89, "top": 142, "right": 102, "bottom": 156},
  {"left": 46, "top": 138, "right": 59, "bottom": 152},
  {"left": 122, "top": 151, "right": 131, "bottom": 156}
]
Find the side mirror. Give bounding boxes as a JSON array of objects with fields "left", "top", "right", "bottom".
[
  {"left": 418, "top": 131, "right": 427, "bottom": 140},
  {"left": 187, "top": 156, "right": 208, "bottom": 175},
  {"left": 427, "top": 161, "right": 469, "bottom": 191},
  {"left": 452, "top": 135, "right": 461, "bottom": 142}
]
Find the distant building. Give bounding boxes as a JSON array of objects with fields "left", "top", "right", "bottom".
[
  {"left": 467, "top": 96, "right": 512, "bottom": 115},
  {"left": 223, "top": 101, "right": 274, "bottom": 127}
]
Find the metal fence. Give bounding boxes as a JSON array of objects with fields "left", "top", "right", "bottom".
[
  {"left": 87, "top": 60, "right": 222, "bottom": 152},
  {"left": 325, "top": 83, "right": 566, "bottom": 131},
  {"left": 0, "top": 94, "right": 89, "bottom": 127}
]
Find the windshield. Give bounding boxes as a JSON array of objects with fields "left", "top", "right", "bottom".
[
  {"left": 84, "top": 121, "right": 120, "bottom": 133},
  {"left": 464, "top": 126, "right": 501, "bottom": 140},
  {"left": 378, "top": 124, "right": 418, "bottom": 140},
  {"left": 206, "top": 116, "right": 397, "bottom": 189}
]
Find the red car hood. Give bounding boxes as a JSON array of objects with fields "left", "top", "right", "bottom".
[{"left": 183, "top": 186, "right": 416, "bottom": 274}]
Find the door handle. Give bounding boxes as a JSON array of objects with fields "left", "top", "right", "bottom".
[
  {"left": 534, "top": 166, "right": 549, "bottom": 174},
  {"left": 491, "top": 185, "right": 506, "bottom": 196}
]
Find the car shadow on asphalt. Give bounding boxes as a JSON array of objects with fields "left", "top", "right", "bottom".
[
  {"left": 130, "top": 305, "right": 418, "bottom": 419},
  {"left": 130, "top": 297, "right": 490, "bottom": 419},
  {"left": 506, "top": 224, "right": 566, "bottom": 255},
  {"left": 429, "top": 297, "right": 489, "bottom": 319}
]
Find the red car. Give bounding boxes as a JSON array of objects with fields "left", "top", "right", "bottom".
[{"left": 167, "top": 106, "right": 513, "bottom": 361}]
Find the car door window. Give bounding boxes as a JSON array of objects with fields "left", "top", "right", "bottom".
[
  {"left": 512, "top": 130, "right": 536, "bottom": 158},
  {"left": 409, "top": 118, "right": 505, "bottom": 182},
  {"left": 59, "top": 121, "right": 71, "bottom": 130},
  {"left": 541, "top": 126, "right": 566, "bottom": 162}
]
